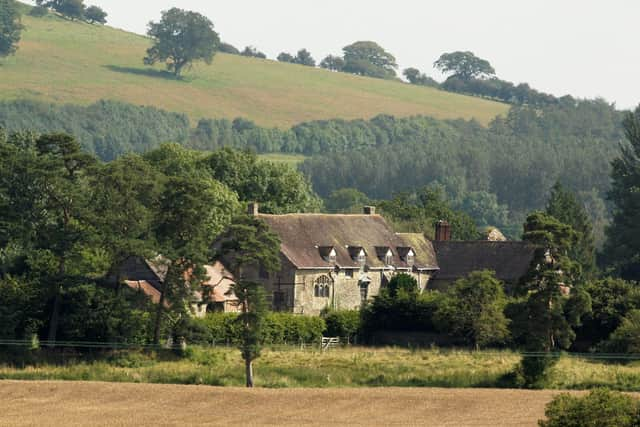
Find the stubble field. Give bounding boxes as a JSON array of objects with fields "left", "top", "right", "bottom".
[{"left": 0, "top": 380, "right": 582, "bottom": 426}]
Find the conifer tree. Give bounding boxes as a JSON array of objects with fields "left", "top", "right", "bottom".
[
  {"left": 545, "top": 182, "right": 596, "bottom": 279},
  {"left": 605, "top": 106, "right": 640, "bottom": 281}
]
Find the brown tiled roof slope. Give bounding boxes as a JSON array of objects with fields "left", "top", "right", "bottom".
[
  {"left": 432, "top": 241, "right": 536, "bottom": 282},
  {"left": 257, "top": 213, "right": 439, "bottom": 270}
]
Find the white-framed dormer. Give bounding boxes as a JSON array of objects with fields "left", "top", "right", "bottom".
[
  {"left": 384, "top": 248, "right": 393, "bottom": 266},
  {"left": 317, "top": 246, "right": 337, "bottom": 264}
]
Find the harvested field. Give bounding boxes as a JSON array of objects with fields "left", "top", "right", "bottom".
[{"left": 0, "top": 380, "right": 583, "bottom": 426}]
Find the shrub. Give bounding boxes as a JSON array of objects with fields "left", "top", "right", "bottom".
[
  {"left": 360, "top": 289, "right": 443, "bottom": 338},
  {"left": 434, "top": 270, "right": 510, "bottom": 349},
  {"left": 602, "top": 309, "right": 640, "bottom": 354},
  {"left": 539, "top": 388, "right": 640, "bottom": 427},
  {"left": 28, "top": 5, "right": 49, "bottom": 17},
  {"left": 323, "top": 310, "right": 360, "bottom": 342},
  {"left": 196, "top": 312, "right": 325, "bottom": 345}
]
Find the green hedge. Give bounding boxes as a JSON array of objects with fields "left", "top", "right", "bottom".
[
  {"left": 194, "top": 312, "right": 326, "bottom": 345},
  {"left": 323, "top": 310, "right": 361, "bottom": 342}
]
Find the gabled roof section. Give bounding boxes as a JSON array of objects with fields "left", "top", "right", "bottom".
[
  {"left": 257, "top": 213, "right": 438, "bottom": 270},
  {"left": 395, "top": 233, "right": 439, "bottom": 270},
  {"left": 432, "top": 241, "right": 536, "bottom": 282}
]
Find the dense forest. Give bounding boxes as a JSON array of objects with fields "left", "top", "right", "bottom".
[{"left": 0, "top": 98, "right": 623, "bottom": 240}]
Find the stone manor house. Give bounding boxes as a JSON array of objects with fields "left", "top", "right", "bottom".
[
  {"left": 117, "top": 204, "right": 535, "bottom": 317},
  {"left": 238, "top": 204, "right": 535, "bottom": 315}
]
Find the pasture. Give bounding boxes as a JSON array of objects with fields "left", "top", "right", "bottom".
[
  {"left": 0, "top": 12, "right": 509, "bottom": 128},
  {"left": 2, "top": 347, "right": 640, "bottom": 391}
]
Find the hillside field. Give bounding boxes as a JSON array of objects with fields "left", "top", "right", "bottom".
[
  {"left": 0, "top": 380, "right": 590, "bottom": 426},
  {"left": 0, "top": 11, "right": 509, "bottom": 128}
]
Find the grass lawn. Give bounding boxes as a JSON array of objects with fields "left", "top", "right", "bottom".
[
  {"left": 258, "top": 153, "right": 309, "bottom": 167},
  {"left": 0, "top": 11, "right": 509, "bottom": 128},
  {"left": 2, "top": 346, "right": 640, "bottom": 391},
  {"left": 0, "top": 380, "right": 586, "bottom": 426}
]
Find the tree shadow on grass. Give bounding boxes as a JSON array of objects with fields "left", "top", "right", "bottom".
[{"left": 104, "top": 65, "right": 187, "bottom": 81}]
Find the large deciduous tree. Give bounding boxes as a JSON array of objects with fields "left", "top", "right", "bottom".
[
  {"left": 0, "top": 0, "right": 23, "bottom": 58},
  {"left": 435, "top": 270, "right": 510, "bottom": 349},
  {"left": 342, "top": 41, "right": 397, "bottom": 79},
  {"left": 84, "top": 5, "right": 107, "bottom": 24},
  {"left": 294, "top": 49, "right": 315, "bottom": 67},
  {"left": 434, "top": 51, "right": 495, "bottom": 81},
  {"left": 604, "top": 106, "right": 640, "bottom": 281},
  {"left": 319, "top": 55, "right": 344, "bottom": 72},
  {"left": 151, "top": 175, "right": 239, "bottom": 344},
  {"left": 144, "top": 8, "right": 220, "bottom": 77}
]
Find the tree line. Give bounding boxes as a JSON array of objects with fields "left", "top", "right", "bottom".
[
  {"left": 0, "top": 97, "right": 624, "bottom": 241},
  {"left": 0, "top": 130, "right": 319, "bottom": 348}
]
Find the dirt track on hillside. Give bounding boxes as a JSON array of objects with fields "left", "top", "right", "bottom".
[{"left": 0, "top": 381, "right": 579, "bottom": 426}]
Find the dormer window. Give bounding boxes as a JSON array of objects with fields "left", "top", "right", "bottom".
[
  {"left": 406, "top": 249, "right": 415, "bottom": 266},
  {"left": 384, "top": 249, "right": 393, "bottom": 266},
  {"left": 318, "top": 246, "right": 337, "bottom": 264},
  {"left": 347, "top": 246, "right": 366, "bottom": 265},
  {"left": 398, "top": 247, "right": 416, "bottom": 266},
  {"left": 375, "top": 246, "right": 394, "bottom": 266}
]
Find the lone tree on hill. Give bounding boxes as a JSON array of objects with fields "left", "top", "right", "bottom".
[
  {"left": 215, "top": 214, "right": 281, "bottom": 387},
  {"left": 320, "top": 55, "right": 344, "bottom": 72},
  {"left": 144, "top": 8, "right": 220, "bottom": 78},
  {"left": 434, "top": 51, "right": 495, "bottom": 81},
  {"left": 342, "top": 41, "right": 397, "bottom": 79},
  {"left": 294, "top": 48, "right": 315, "bottom": 67},
  {"left": 240, "top": 46, "right": 266, "bottom": 59},
  {"left": 38, "top": 0, "right": 86, "bottom": 21},
  {"left": 277, "top": 52, "right": 295, "bottom": 63},
  {"left": 84, "top": 5, "right": 107, "bottom": 24},
  {"left": 0, "top": 0, "right": 23, "bottom": 58}
]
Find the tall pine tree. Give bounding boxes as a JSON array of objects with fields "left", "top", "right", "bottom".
[
  {"left": 545, "top": 182, "right": 596, "bottom": 279},
  {"left": 605, "top": 106, "right": 640, "bottom": 281}
]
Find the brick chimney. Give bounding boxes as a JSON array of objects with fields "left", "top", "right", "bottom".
[
  {"left": 248, "top": 202, "right": 259, "bottom": 216},
  {"left": 435, "top": 220, "right": 451, "bottom": 241},
  {"left": 363, "top": 206, "right": 376, "bottom": 215}
]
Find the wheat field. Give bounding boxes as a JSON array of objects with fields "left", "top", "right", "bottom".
[{"left": 0, "top": 380, "right": 584, "bottom": 426}]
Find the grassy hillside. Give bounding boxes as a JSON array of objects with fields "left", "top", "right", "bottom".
[{"left": 0, "top": 12, "right": 509, "bottom": 128}]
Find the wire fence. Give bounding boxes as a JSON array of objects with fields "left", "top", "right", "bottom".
[{"left": 1, "top": 339, "right": 640, "bottom": 360}]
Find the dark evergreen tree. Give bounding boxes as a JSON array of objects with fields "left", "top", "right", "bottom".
[
  {"left": 604, "top": 106, "right": 640, "bottom": 281},
  {"left": 545, "top": 182, "right": 596, "bottom": 279}
]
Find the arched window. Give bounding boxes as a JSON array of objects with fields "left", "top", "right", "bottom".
[{"left": 314, "top": 275, "right": 332, "bottom": 298}]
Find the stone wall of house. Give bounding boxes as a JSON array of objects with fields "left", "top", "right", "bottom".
[
  {"left": 291, "top": 269, "right": 432, "bottom": 316},
  {"left": 247, "top": 256, "right": 433, "bottom": 315}
]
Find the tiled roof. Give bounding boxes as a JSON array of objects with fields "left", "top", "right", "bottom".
[
  {"left": 257, "top": 213, "right": 439, "bottom": 270},
  {"left": 432, "top": 241, "right": 536, "bottom": 282},
  {"left": 202, "top": 261, "right": 238, "bottom": 303}
]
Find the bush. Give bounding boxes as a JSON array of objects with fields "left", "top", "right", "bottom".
[
  {"left": 323, "top": 310, "right": 360, "bottom": 342},
  {"left": 28, "top": 5, "right": 49, "bottom": 17},
  {"left": 517, "top": 354, "right": 558, "bottom": 389},
  {"left": 602, "top": 310, "right": 640, "bottom": 354},
  {"left": 539, "top": 388, "right": 640, "bottom": 427},
  {"left": 196, "top": 312, "right": 325, "bottom": 345},
  {"left": 360, "top": 289, "right": 443, "bottom": 338}
]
